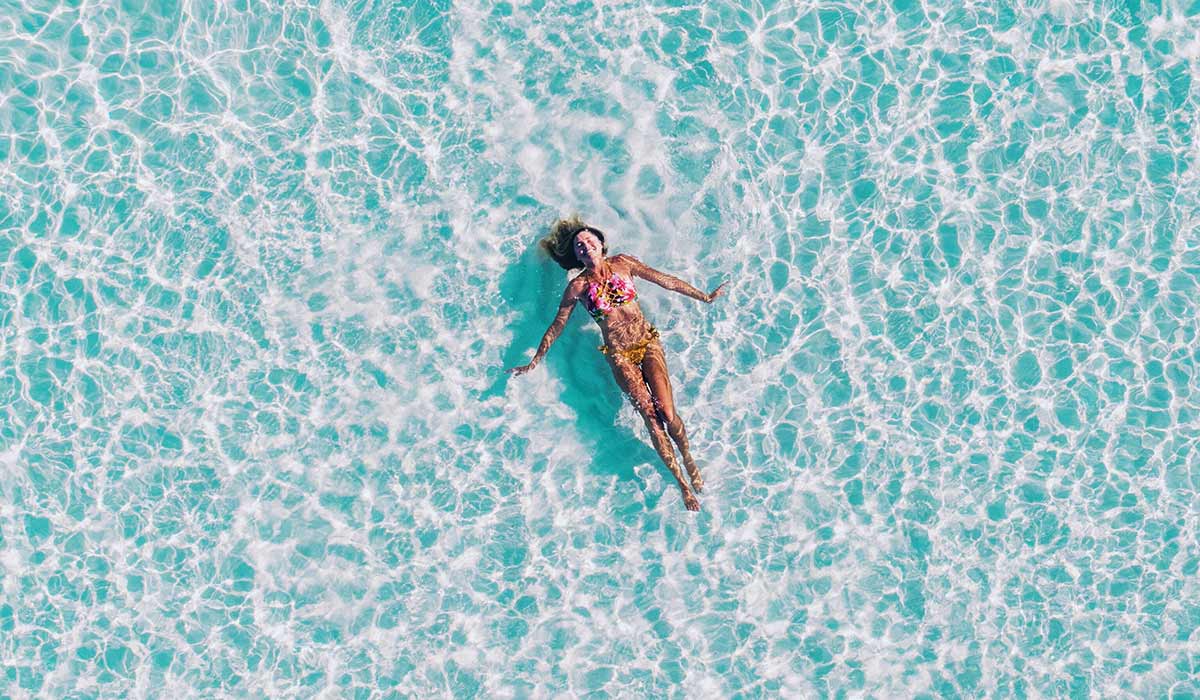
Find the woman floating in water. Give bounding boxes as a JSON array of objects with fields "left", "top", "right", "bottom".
[{"left": 507, "top": 216, "right": 727, "bottom": 511}]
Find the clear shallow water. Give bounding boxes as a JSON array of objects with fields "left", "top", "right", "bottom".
[{"left": 2, "top": 0, "right": 1199, "bottom": 696}]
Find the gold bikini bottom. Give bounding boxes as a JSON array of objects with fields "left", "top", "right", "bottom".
[{"left": 599, "top": 326, "right": 660, "bottom": 364}]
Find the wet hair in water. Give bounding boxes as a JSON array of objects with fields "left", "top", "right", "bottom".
[{"left": 540, "top": 215, "right": 608, "bottom": 270}]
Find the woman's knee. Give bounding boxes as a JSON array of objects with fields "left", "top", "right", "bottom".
[
  {"left": 628, "top": 394, "right": 660, "bottom": 424},
  {"left": 656, "top": 403, "right": 678, "bottom": 428}
]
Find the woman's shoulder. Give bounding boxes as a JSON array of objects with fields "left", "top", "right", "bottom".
[
  {"left": 565, "top": 272, "right": 590, "bottom": 296},
  {"left": 609, "top": 253, "right": 641, "bottom": 270}
]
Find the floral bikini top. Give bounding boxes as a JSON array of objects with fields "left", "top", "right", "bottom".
[{"left": 582, "top": 273, "right": 638, "bottom": 321}]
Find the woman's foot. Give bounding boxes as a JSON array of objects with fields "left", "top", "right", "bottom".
[{"left": 682, "top": 489, "right": 700, "bottom": 511}]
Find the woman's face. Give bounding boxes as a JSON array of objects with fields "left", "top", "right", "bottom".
[{"left": 573, "top": 230, "right": 604, "bottom": 268}]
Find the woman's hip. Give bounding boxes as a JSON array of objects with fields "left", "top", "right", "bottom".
[{"left": 599, "top": 325, "right": 660, "bottom": 364}]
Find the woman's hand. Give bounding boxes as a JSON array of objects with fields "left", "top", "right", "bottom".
[
  {"left": 705, "top": 282, "right": 728, "bottom": 303},
  {"left": 506, "top": 360, "right": 538, "bottom": 376}
]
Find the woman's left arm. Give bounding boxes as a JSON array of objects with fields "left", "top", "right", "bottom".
[{"left": 622, "top": 255, "right": 727, "bottom": 303}]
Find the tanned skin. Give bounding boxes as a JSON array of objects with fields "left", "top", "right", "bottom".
[{"left": 507, "top": 230, "right": 727, "bottom": 511}]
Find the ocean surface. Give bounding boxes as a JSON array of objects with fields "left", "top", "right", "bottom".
[{"left": 2, "top": 0, "right": 1199, "bottom": 696}]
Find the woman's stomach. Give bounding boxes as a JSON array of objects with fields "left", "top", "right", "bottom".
[{"left": 597, "top": 304, "right": 654, "bottom": 350}]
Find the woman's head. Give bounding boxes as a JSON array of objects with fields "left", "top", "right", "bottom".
[{"left": 540, "top": 215, "right": 608, "bottom": 270}]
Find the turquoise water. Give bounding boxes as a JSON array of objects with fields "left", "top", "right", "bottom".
[{"left": 2, "top": 0, "right": 1199, "bottom": 696}]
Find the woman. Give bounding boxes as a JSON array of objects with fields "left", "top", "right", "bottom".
[{"left": 507, "top": 216, "right": 727, "bottom": 511}]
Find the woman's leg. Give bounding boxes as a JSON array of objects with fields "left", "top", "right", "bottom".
[
  {"left": 640, "top": 339, "right": 703, "bottom": 493},
  {"left": 607, "top": 354, "right": 699, "bottom": 511}
]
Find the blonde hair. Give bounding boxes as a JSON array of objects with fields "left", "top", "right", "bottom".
[{"left": 539, "top": 215, "right": 608, "bottom": 270}]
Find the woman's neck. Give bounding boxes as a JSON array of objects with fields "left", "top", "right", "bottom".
[{"left": 586, "top": 258, "right": 611, "bottom": 279}]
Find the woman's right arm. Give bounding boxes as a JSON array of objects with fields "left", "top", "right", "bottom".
[{"left": 507, "top": 281, "right": 581, "bottom": 376}]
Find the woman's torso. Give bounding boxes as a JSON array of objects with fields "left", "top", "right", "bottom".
[{"left": 576, "top": 259, "right": 652, "bottom": 350}]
